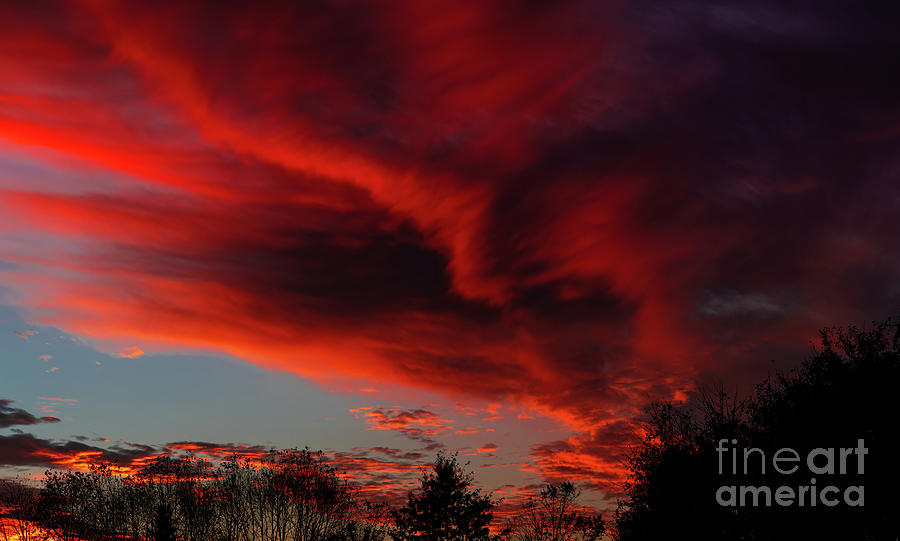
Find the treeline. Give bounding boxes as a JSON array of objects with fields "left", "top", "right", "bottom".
[
  {"left": 615, "top": 321, "right": 900, "bottom": 540},
  {"left": 1, "top": 449, "right": 603, "bottom": 541},
  {"left": 3, "top": 449, "right": 387, "bottom": 541}
]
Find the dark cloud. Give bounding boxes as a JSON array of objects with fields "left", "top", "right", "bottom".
[
  {"left": 0, "top": 434, "right": 267, "bottom": 471},
  {"left": 351, "top": 407, "right": 453, "bottom": 450},
  {"left": 0, "top": 432, "right": 158, "bottom": 468},
  {"left": 165, "top": 441, "right": 270, "bottom": 458},
  {"left": 352, "top": 447, "right": 427, "bottom": 461},
  {"left": 0, "top": 399, "right": 61, "bottom": 429}
]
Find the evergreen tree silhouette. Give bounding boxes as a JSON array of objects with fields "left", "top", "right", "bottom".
[{"left": 393, "top": 452, "right": 498, "bottom": 540}]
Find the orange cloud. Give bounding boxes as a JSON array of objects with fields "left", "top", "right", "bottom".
[{"left": 119, "top": 346, "right": 144, "bottom": 358}]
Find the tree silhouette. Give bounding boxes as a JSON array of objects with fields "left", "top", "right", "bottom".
[
  {"left": 0, "top": 479, "right": 44, "bottom": 541},
  {"left": 393, "top": 452, "right": 498, "bottom": 540},
  {"left": 28, "top": 449, "right": 390, "bottom": 541},
  {"left": 516, "top": 482, "right": 604, "bottom": 541},
  {"left": 613, "top": 399, "right": 741, "bottom": 540},
  {"left": 149, "top": 503, "right": 178, "bottom": 541},
  {"left": 615, "top": 320, "right": 900, "bottom": 541}
]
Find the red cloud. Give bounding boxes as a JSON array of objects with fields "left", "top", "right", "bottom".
[
  {"left": 477, "top": 444, "right": 498, "bottom": 454},
  {"left": 355, "top": 408, "right": 454, "bottom": 433},
  {"left": 0, "top": 432, "right": 161, "bottom": 472},
  {"left": 353, "top": 407, "right": 455, "bottom": 449},
  {"left": 165, "top": 441, "right": 269, "bottom": 458},
  {"left": 2, "top": 0, "right": 900, "bottom": 500}
]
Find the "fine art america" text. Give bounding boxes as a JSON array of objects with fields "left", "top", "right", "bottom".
[{"left": 715, "top": 439, "right": 866, "bottom": 507}]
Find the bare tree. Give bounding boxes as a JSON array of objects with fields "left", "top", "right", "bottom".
[
  {"left": 1, "top": 478, "right": 47, "bottom": 541},
  {"left": 30, "top": 448, "right": 391, "bottom": 541},
  {"left": 513, "top": 482, "right": 603, "bottom": 541},
  {"left": 212, "top": 455, "right": 255, "bottom": 541}
]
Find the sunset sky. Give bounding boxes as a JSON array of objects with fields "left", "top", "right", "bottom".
[{"left": 1, "top": 1, "right": 899, "bottom": 510}]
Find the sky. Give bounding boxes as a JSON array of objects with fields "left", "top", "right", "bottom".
[{"left": 1, "top": 0, "right": 899, "bottom": 511}]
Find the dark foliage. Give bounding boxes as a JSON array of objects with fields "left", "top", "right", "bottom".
[
  {"left": 149, "top": 503, "right": 178, "bottom": 541},
  {"left": 615, "top": 320, "right": 900, "bottom": 540},
  {"left": 393, "top": 452, "right": 498, "bottom": 541}
]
